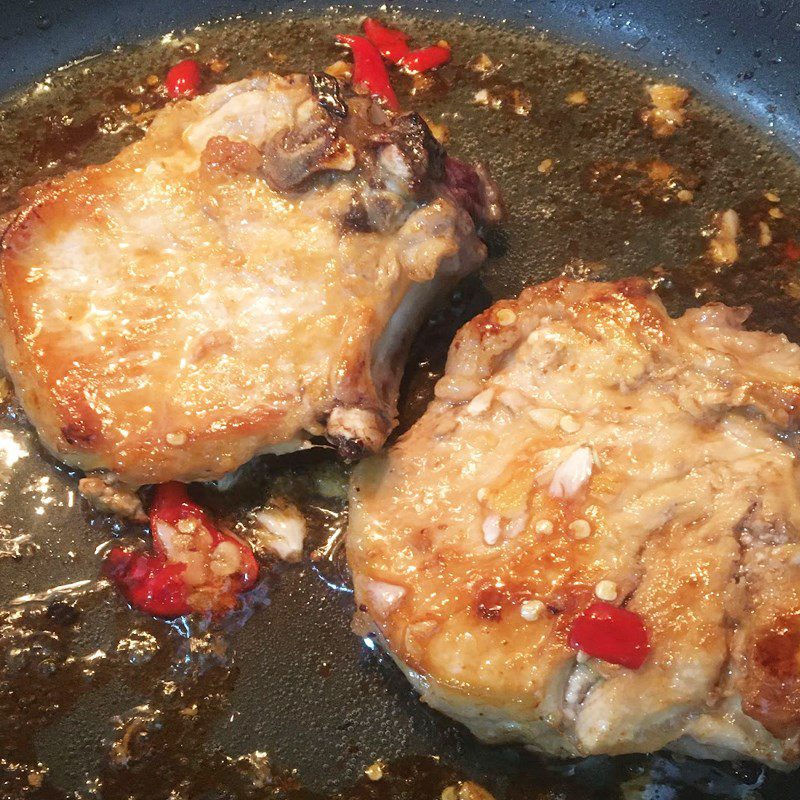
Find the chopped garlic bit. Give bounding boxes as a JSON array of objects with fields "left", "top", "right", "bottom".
[
  {"left": 520, "top": 599, "right": 545, "bottom": 621},
  {"left": 535, "top": 519, "right": 554, "bottom": 536},
  {"left": 424, "top": 116, "right": 450, "bottom": 144},
  {"left": 642, "top": 83, "right": 689, "bottom": 138},
  {"left": 252, "top": 501, "right": 307, "bottom": 562},
  {"left": 566, "top": 90, "right": 588, "bottom": 106},
  {"left": 208, "top": 57, "right": 229, "bottom": 74},
  {"left": 676, "top": 189, "right": 694, "bottom": 203},
  {"left": 549, "top": 447, "right": 594, "bottom": 499},
  {"left": 707, "top": 208, "right": 740, "bottom": 266},
  {"left": 765, "top": 190, "right": 781, "bottom": 203},
  {"left": 569, "top": 519, "right": 591, "bottom": 539},
  {"left": 595, "top": 579, "right": 618, "bottom": 601},
  {"left": 468, "top": 52, "right": 498, "bottom": 74},
  {"left": 759, "top": 221, "right": 773, "bottom": 247},
  {"left": 537, "top": 158, "right": 554, "bottom": 174},
  {"left": 166, "top": 431, "right": 187, "bottom": 446},
  {"left": 324, "top": 59, "right": 352, "bottom": 80},
  {"left": 769, "top": 206, "right": 785, "bottom": 219},
  {"left": 79, "top": 475, "right": 146, "bottom": 522},
  {"left": 364, "top": 761, "right": 384, "bottom": 781},
  {"left": 511, "top": 88, "right": 532, "bottom": 116},
  {"left": 442, "top": 781, "right": 497, "bottom": 800},
  {"left": 473, "top": 85, "right": 530, "bottom": 115}
]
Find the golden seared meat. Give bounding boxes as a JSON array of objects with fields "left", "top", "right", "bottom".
[
  {"left": 348, "top": 278, "right": 800, "bottom": 768},
  {"left": 0, "top": 73, "right": 499, "bottom": 487}
]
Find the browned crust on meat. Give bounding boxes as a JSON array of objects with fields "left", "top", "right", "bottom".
[{"left": 741, "top": 612, "right": 800, "bottom": 738}]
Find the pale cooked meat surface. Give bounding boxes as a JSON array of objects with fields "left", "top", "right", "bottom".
[
  {"left": 0, "top": 73, "right": 498, "bottom": 486},
  {"left": 347, "top": 278, "right": 800, "bottom": 768}
]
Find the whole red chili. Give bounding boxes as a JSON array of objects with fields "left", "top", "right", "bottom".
[
  {"left": 568, "top": 602, "right": 650, "bottom": 669},
  {"left": 165, "top": 59, "right": 202, "bottom": 99},
  {"left": 335, "top": 34, "right": 400, "bottom": 110},
  {"left": 362, "top": 18, "right": 411, "bottom": 64},
  {"left": 104, "top": 482, "right": 258, "bottom": 618},
  {"left": 399, "top": 44, "right": 452, "bottom": 74}
]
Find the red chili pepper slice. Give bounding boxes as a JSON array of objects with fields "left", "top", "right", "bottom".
[
  {"left": 362, "top": 18, "right": 411, "bottom": 64},
  {"left": 335, "top": 34, "right": 400, "bottom": 110},
  {"left": 165, "top": 59, "right": 202, "bottom": 99},
  {"left": 399, "top": 44, "right": 452, "bottom": 74},
  {"left": 104, "top": 548, "right": 190, "bottom": 617},
  {"left": 785, "top": 239, "right": 800, "bottom": 261},
  {"left": 568, "top": 602, "right": 650, "bottom": 669},
  {"left": 105, "top": 482, "right": 258, "bottom": 618}
]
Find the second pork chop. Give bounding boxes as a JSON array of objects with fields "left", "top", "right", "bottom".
[{"left": 348, "top": 278, "right": 800, "bottom": 768}]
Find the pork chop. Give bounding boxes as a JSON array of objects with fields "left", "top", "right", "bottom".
[
  {"left": 347, "top": 278, "right": 800, "bottom": 768},
  {"left": 0, "top": 72, "right": 499, "bottom": 486}
]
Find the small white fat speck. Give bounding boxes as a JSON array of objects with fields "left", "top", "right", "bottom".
[
  {"left": 477, "top": 487, "right": 488, "bottom": 502},
  {"left": 482, "top": 512, "right": 502, "bottom": 545},
  {"left": 520, "top": 599, "right": 545, "bottom": 621},
  {"left": 535, "top": 519, "right": 554, "bottom": 535},
  {"left": 466, "top": 388, "right": 494, "bottom": 417},
  {"left": 549, "top": 447, "right": 594, "bottom": 499},
  {"left": 166, "top": 431, "right": 187, "bottom": 446},
  {"left": 559, "top": 414, "right": 581, "bottom": 434},
  {"left": 569, "top": 519, "right": 591, "bottom": 539},
  {"left": 595, "top": 580, "right": 618, "bottom": 601}
]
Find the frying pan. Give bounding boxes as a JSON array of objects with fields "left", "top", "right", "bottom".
[{"left": 1, "top": 2, "right": 800, "bottom": 799}]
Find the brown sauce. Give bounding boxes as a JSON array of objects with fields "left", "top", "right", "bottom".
[{"left": 1, "top": 9, "right": 800, "bottom": 799}]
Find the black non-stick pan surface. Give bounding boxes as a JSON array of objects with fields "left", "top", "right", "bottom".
[{"left": 2, "top": 3, "right": 800, "bottom": 799}]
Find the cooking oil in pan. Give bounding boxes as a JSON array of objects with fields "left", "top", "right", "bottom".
[{"left": 1, "top": 9, "right": 799, "bottom": 799}]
